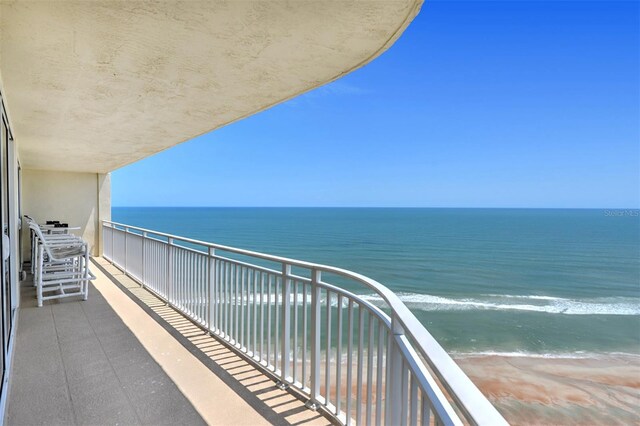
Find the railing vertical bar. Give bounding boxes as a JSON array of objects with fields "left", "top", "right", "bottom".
[
  {"left": 175, "top": 248, "right": 180, "bottom": 309},
  {"left": 202, "top": 255, "right": 206, "bottom": 323},
  {"left": 245, "top": 267, "right": 250, "bottom": 350},
  {"left": 219, "top": 259, "right": 223, "bottom": 334},
  {"left": 221, "top": 260, "right": 226, "bottom": 336},
  {"left": 309, "top": 269, "right": 321, "bottom": 407},
  {"left": 260, "top": 272, "right": 265, "bottom": 360},
  {"left": 220, "top": 260, "right": 224, "bottom": 334},
  {"left": 202, "top": 255, "right": 207, "bottom": 325},
  {"left": 208, "top": 248, "right": 215, "bottom": 330},
  {"left": 275, "top": 274, "right": 280, "bottom": 371},
  {"left": 111, "top": 224, "right": 114, "bottom": 263},
  {"left": 356, "top": 306, "right": 364, "bottom": 425},
  {"left": 234, "top": 264, "right": 239, "bottom": 345},
  {"left": 124, "top": 228, "right": 128, "bottom": 273},
  {"left": 184, "top": 251, "right": 189, "bottom": 314},
  {"left": 194, "top": 255, "right": 199, "bottom": 320},
  {"left": 231, "top": 263, "right": 235, "bottom": 341},
  {"left": 245, "top": 268, "right": 250, "bottom": 351},
  {"left": 241, "top": 266, "right": 246, "bottom": 349},
  {"left": 346, "top": 299, "right": 354, "bottom": 426},
  {"left": 211, "top": 251, "right": 216, "bottom": 331},
  {"left": 267, "top": 274, "right": 272, "bottom": 369},
  {"left": 193, "top": 253, "right": 197, "bottom": 317},
  {"left": 181, "top": 250, "right": 185, "bottom": 311},
  {"left": 401, "top": 361, "right": 409, "bottom": 426},
  {"left": 375, "top": 323, "right": 385, "bottom": 426},
  {"left": 228, "top": 263, "right": 233, "bottom": 341},
  {"left": 230, "top": 263, "right": 235, "bottom": 343},
  {"left": 158, "top": 242, "right": 161, "bottom": 293},
  {"left": 253, "top": 270, "right": 258, "bottom": 357},
  {"left": 190, "top": 251, "right": 193, "bottom": 314},
  {"left": 302, "top": 282, "right": 308, "bottom": 390},
  {"left": 336, "top": 294, "right": 343, "bottom": 416},
  {"left": 175, "top": 248, "right": 180, "bottom": 308},
  {"left": 184, "top": 250, "right": 189, "bottom": 314},
  {"left": 281, "top": 264, "right": 291, "bottom": 383},
  {"left": 177, "top": 249, "right": 182, "bottom": 310},
  {"left": 224, "top": 262, "right": 229, "bottom": 340},
  {"left": 410, "top": 375, "right": 419, "bottom": 426},
  {"left": 194, "top": 253, "right": 198, "bottom": 318},
  {"left": 388, "top": 317, "right": 404, "bottom": 425},
  {"left": 182, "top": 249, "right": 186, "bottom": 309},
  {"left": 229, "top": 262, "right": 233, "bottom": 339},
  {"left": 292, "top": 280, "right": 298, "bottom": 384},
  {"left": 198, "top": 255, "right": 203, "bottom": 321},
  {"left": 325, "top": 289, "right": 332, "bottom": 407},
  {"left": 167, "top": 237, "right": 174, "bottom": 305},
  {"left": 175, "top": 247, "right": 180, "bottom": 307},
  {"left": 420, "top": 392, "right": 431, "bottom": 426},
  {"left": 366, "top": 314, "right": 375, "bottom": 426},
  {"left": 247, "top": 269, "right": 252, "bottom": 352},
  {"left": 150, "top": 240, "right": 154, "bottom": 291},
  {"left": 141, "top": 232, "right": 147, "bottom": 286},
  {"left": 188, "top": 251, "right": 192, "bottom": 313}
]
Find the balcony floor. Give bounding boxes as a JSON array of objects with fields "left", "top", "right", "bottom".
[{"left": 7, "top": 257, "right": 331, "bottom": 426}]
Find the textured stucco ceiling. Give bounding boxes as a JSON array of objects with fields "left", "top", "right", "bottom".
[{"left": 0, "top": 0, "right": 422, "bottom": 173}]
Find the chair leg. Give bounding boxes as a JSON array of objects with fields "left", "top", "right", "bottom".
[
  {"left": 36, "top": 248, "right": 43, "bottom": 308},
  {"left": 83, "top": 251, "right": 89, "bottom": 301}
]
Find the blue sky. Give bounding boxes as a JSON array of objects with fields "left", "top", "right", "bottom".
[{"left": 112, "top": 0, "right": 639, "bottom": 208}]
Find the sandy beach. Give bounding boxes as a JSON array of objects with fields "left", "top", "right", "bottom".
[{"left": 455, "top": 354, "right": 640, "bottom": 425}]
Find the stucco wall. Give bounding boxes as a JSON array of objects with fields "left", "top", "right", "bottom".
[{"left": 21, "top": 169, "right": 110, "bottom": 258}]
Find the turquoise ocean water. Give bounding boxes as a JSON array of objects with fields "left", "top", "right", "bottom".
[{"left": 112, "top": 207, "right": 640, "bottom": 357}]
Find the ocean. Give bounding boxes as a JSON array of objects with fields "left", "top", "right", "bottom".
[{"left": 111, "top": 207, "right": 640, "bottom": 357}]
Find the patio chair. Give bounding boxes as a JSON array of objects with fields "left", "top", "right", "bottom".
[{"left": 29, "top": 221, "right": 95, "bottom": 307}]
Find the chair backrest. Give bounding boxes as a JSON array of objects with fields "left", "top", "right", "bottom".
[{"left": 29, "top": 222, "right": 85, "bottom": 261}]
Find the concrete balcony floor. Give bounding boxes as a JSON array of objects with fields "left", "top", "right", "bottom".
[{"left": 7, "top": 257, "right": 331, "bottom": 426}]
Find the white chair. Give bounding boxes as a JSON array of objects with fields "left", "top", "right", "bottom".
[{"left": 29, "top": 221, "right": 95, "bottom": 307}]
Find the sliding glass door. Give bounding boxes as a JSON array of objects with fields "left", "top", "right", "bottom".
[
  {"left": 0, "top": 113, "right": 8, "bottom": 386},
  {"left": 0, "top": 100, "right": 16, "bottom": 392}
]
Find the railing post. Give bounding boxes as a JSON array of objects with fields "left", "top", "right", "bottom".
[
  {"left": 167, "top": 237, "right": 174, "bottom": 305},
  {"left": 278, "top": 263, "right": 292, "bottom": 389},
  {"left": 306, "top": 268, "right": 321, "bottom": 410},
  {"left": 388, "top": 314, "right": 405, "bottom": 425},
  {"left": 208, "top": 247, "right": 215, "bottom": 333},
  {"left": 141, "top": 231, "right": 147, "bottom": 287},
  {"left": 124, "top": 227, "right": 129, "bottom": 273},
  {"left": 110, "top": 224, "right": 114, "bottom": 265},
  {"left": 101, "top": 222, "right": 106, "bottom": 260}
]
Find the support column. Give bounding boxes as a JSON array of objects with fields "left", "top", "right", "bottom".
[{"left": 97, "top": 173, "right": 111, "bottom": 257}]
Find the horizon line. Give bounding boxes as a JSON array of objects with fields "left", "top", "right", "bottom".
[{"left": 111, "top": 206, "right": 640, "bottom": 210}]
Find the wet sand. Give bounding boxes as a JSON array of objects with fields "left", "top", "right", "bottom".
[{"left": 455, "top": 354, "right": 640, "bottom": 425}]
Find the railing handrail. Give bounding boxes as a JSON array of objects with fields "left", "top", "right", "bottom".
[{"left": 102, "top": 220, "right": 507, "bottom": 425}]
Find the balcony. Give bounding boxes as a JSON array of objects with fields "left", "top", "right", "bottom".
[
  {"left": 89, "top": 221, "right": 506, "bottom": 425},
  {"left": 8, "top": 259, "right": 332, "bottom": 425},
  {"left": 6, "top": 219, "right": 507, "bottom": 425}
]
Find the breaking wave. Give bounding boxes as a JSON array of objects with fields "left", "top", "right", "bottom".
[
  {"left": 450, "top": 351, "right": 640, "bottom": 359},
  {"left": 360, "top": 293, "right": 640, "bottom": 316}
]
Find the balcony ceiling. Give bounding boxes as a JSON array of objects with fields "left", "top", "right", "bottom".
[{"left": 0, "top": 0, "right": 422, "bottom": 173}]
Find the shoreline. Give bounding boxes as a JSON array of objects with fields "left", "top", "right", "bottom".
[{"left": 454, "top": 353, "right": 640, "bottom": 425}]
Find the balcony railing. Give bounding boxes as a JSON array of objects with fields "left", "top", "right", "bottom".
[{"left": 102, "top": 220, "right": 507, "bottom": 426}]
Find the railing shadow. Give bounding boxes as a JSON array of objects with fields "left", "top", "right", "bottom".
[{"left": 93, "top": 258, "right": 334, "bottom": 426}]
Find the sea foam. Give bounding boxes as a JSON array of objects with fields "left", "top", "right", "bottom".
[{"left": 360, "top": 293, "right": 640, "bottom": 315}]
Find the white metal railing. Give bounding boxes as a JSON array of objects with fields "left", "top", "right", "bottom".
[{"left": 102, "top": 220, "right": 508, "bottom": 426}]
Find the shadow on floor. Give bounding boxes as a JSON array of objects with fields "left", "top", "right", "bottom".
[
  {"left": 7, "top": 276, "right": 206, "bottom": 426},
  {"left": 93, "top": 258, "right": 333, "bottom": 426}
]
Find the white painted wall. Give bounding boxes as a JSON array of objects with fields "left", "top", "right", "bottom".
[{"left": 21, "top": 169, "right": 110, "bottom": 258}]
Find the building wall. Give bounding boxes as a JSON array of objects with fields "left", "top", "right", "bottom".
[{"left": 21, "top": 169, "right": 110, "bottom": 259}]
